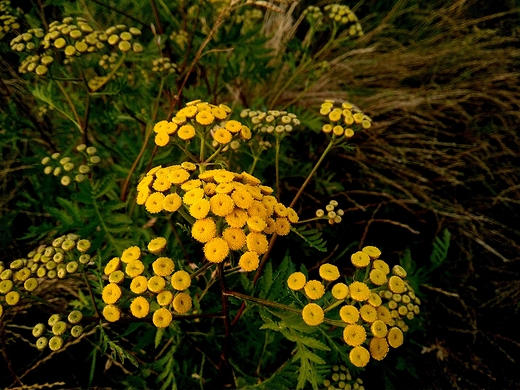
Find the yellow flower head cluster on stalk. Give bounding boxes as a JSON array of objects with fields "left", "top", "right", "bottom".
[
  {"left": 136, "top": 164, "right": 298, "bottom": 272},
  {"left": 321, "top": 365, "right": 365, "bottom": 390},
  {"left": 100, "top": 237, "right": 194, "bottom": 326},
  {"left": 0, "top": 1, "right": 20, "bottom": 39},
  {"left": 314, "top": 199, "right": 344, "bottom": 225},
  {"left": 240, "top": 109, "right": 301, "bottom": 140},
  {"left": 319, "top": 100, "right": 372, "bottom": 139}
]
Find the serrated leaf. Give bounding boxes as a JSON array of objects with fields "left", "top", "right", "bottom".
[
  {"left": 291, "top": 226, "right": 327, "bottom": 252},
  {"left": 106, "top": 213, "right": 133, "bottom": 225},
  {"left": 304, "top": 351, "right": 326, "bottom": 365},
  {"left": 298, "top": 336, "right": 330, "bottom": 351}
]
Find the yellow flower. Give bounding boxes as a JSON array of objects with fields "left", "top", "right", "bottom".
[
  {"left": 157, "top": 290, "right": 173, "bottom": 306},
  {"left": 328, "top": 110, "right": 342, "bottom": 122},
  {"left": 376, "top": 306, "right": 393, "bottom": 324},
  {"left": 104, "top": 257, "right": 121, "bottom": 275},
  {"left": 287, "top": 272, "right": 306, "bottom": 290},
  {"left": 362, "top": 245, "right": 381, "bottom": 259},
  {"left": 178, "top": 124, "right": 196, "bottom": 140},
  {"left": 369, "top": 269, "right": 387, "bottom": 286},
  {"left": 302, "top": 303, "right": 324, "bottom": 326},
  {"left": 130, "top": 296, "right": 150, "bottom": 318},
  {"left": 212, "top": 106, "right": 228, "bottom": 120},
  {"left": 153, "top": 178, "right": 172, "bottom": 193},
  {"left": 196, "top": 110, "right": 214, "bottom": 125},
  {"left": 263, "top": 218, "right": 276, "bottom": 234},
  {"left": 164, "top": 193, "right": 182, "bottom": 212},
  {"left": 248, "top": 200, "right": 268, "bottom": 219},
  {"left": 6, "top": 291, "right": 20, "bottom": 306},
  {"left": 212, "top": 170, "right": 235, "bottom": 183},
  {"left": 238, "top": 251, "right": 260, "bottom": 272},
  {"left": 359, "top": 304, "right": 378, "bottom": 323},
  {"left": 181, "top": 179, "right": 202, "bottom": 191},
  {"left": 170, "top": 270, "right": 191, "bottom": 290},
  {"left": 225, "top": 120, "right": 242, "bottom": 133},
  {"left": 246, "top": 232, "right": 269, "bottom": 254},
  {"left": 148, "top": 275, "right": 166, "bottom": 293},
  {"left": 153, "top": 307, "right": 172, "bottom": 328},
  {"left": 188, "top": 199, "right": 210, "bottom": 219},
  {"left": 145, "top": 192, "right": 165, "bottom": 213},
  {"left": 351, "top": 251, "right": 370, "bottom": 268},
  {"left": 173, "top": 292, "right": 192, "bottom": 314},
  {"left": 304, "top": 280, "right": 325, "bottom": 300},
  {"left": 231, "top": 189, "right": 253, "bottom": 209},
  {"left": 183, "top": 188, "right": 204, "bottom": 206},
  {"left": 152, "top": 257, "right": 175, "bottom": 276},
  {"left": 392, "top": 265, "right": 407, "bottom": 278},
  {"left": 102, "top": 304, "right": 121, "bottom": 322},
  {"left": 332, "top": 283, "right": 349, "bottom": 299},
  {"left": 204, "top": 237, "right": 230, "bottom": 263},
  {"left": 216, "top": 183, "right": 234, "bottom": 194},
  {"left": 136, "top": 188, "right": 151, "bottom": 205},
  {"left": 137, "top": 176, "right": 153, "bottom": 191},
  {"left": 130, "top": 275, "right": 148, "bottom": 294},
  {"left": 319, "top": 263, "right": 340, "bottom": 281},
  {"left": 247, "top": 216, "right": 267, "bottom": 232},
  {"left": 126, "top": 260, "right": 145, "bottom": 278},
  {"left": 368, "top": 292, "right": 382, "bottom": 307},
  {"left": 343, "top": 324, "right": 366, "bottom": 346},
  {"left": 349, "top": 346, "right": 372, "bottom": 368},
  {"left": 339, "top": 305, "right": 359, "bottom": 324},
  {"left": 102, "top": 283, "right": 122, "bottom": 304},
  {"left": 148, "top": 237, "right": 167, "bottom": 254},
  {"left": 322, "top": 124, "right": 332, "bottom": 133},
  {"left": 210, "top": 193, "right": 235, "bottom": 217},
  {"left": 273, "top": 203, "right": 287, "bottom": 217},
  {"left": 122, "top": 246, "right": 141, "bottom": 263},
  {"left": 225, "top": 208, "right": 248, "bottom": 228},
  {"left": 275, "top": 217, "right": 291, "bottom": 236},
  {"left": 286, "top": 207, "right": 299, "bottom": 223},
  {"left": 147, "top": 165, "right": 163, "bottom": 176},
  {"left": 373, "top": 259, "right": 390, "bottom": 274},
  {"left": 371, "top": 320, "right": 388, "bottom": 338},
  {"left": 241, "top": 172, "right": 261, "bottom": 186},
  {"left": 240, "top": 125, "right": 251, "bottom": 140},
  {"left": 181, "top": 161, "right": 197, "bottom": 171},
  {"left": 387, "top": 326, "right": 404, "bottom": 348},
  {"left": 353, "top": 112, "right": 364, "bottom": 124},
  {"left": 349, "top": 281, "right": 371, "bottom": 302},
  {"left": 168, "top": 168, "right": 190, "bottom": 185},
  {"left": 344, "top": 128, "right": 354, "bottom": 138},
  {"left": 108, "top": 270, "right": 125, "bottom": 284},
  {"left": 213, "top": 128, "right": 232, "bottom": 145},
  {"left": 155, "top": 132, "right": 170, "bottom": 147},
  {"left": 222, "top": 227, "right": 247, "bottom": 251},
  {"left": 369, "top": 337, "right": 389, "bottom": 361},
  {"left": 192, "top": 218, "right": 217, "bottom": 243},
  {"left": 154, "top": 120, "right": 169, "bottom": 133},
  {"left": 388, "top": 276, "right": 406, "bottom": 294},
  {"left": 333, "top": 125, "right": 344, "bottom": 136}
]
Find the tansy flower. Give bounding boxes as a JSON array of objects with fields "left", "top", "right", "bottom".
[
  {"left": 155, "top": 132, "right": 170, "bottom": 147},
  {"left": 6, "top": 291, "right": 20, "bottom": 306},
  {"left": 241, "top": 172, "right": 261, "bottom": 186},
  {"left": 371, "top": 320, "right": 388, "bottom": 338},
  {"left": 222, "top": 227, "right": 247, "bottom": 250},
  {"left": 215, "top": 183, "right": 234, "bottom": 195},
  {"left": 173, "top": 292, "right": 192, "bottom": 314},
  {"left": 392, "top": 265, "right": 407, "bottom": 278},
  {"left": 148, "top": 275, "right": 166, "bottom": 293},
  {"left": 153, "top": 308, "right": 172, "bottom": 328},
  {"left": 246, "top": 232, "right": 269, "bottom": 254},
  {"left": 104, "top": 257, "right": 121, "bottom": 275},
  {"left": 370, "top": 337, "right": 389, "bottom": 361},
  {"left": 181, "top": 180, "right": 202, "bottom": 192},
  {"left": 120, "top": 256, "right": 143, "bottom": 276},
  {"left": 387, "top": 327, "right": 404, "bottom": 348},
  {"left": 362, "top": 246, "right": 381, "bottom": 259},
  {"left": 344, "top": 128, "right": 355, "bottom": 138},
  {"left": 213, "top": 128, "right": 232, "bottom": 145},
  {"left": 322, "top": 124, "right": 332, "bottom": 133},
  {"left": 247, "top": 216, "right": 267, "bottom": 232},
  {"left": 153, "top": 257, "right": 175, "bottom": 276},
  {"left": 212, "top": 106, "right": 228, "bottom": 120},
  {"left": 157, "top": 290, "right": 173, "bottom": 306},
  {"left": 178, "top": 124, "right": 196, "bottom": 140},
  {"left": 238, "top": 251, "right": 260, "bottom": 272},
  {"left": 359, "top": 304, "right": 378, "bottom": 323},
  {"left": 169, "top": 168, "right": 190, "bottom": 185},
  {"left": 287, "top": 272, "right": 306, "bottom": 290},
  {"left": 388, "top": 276, "right": 406, "bottom": 294},
  {"left": 343, "top": 324, "right": 366, "bottom": 346},
  {"left": 349, "top": 281, "right": 371, "bottom": 302},
  {"left": 302, "top": 303, "right": 324, "bottom": 326},
  {"left": 340, "top": 305, "right": 360, "bottom": 324},
  {"left": 333, "top": 125, "right": 344, "bottom": 136},
  {"left": 49, "top": 336, "right": 64, "bottom": 351},
  {"left": 369, "top": 269, "right": 387, "bottom": 286},
  {"left": 136, "top": 188, "right": 151, "bottom": 205},
  {"left": 319, "top": 264, "right": 340, "bottom": 281},
  {"left": 148, "top": 237, "right": 167, "bottom": 254},
  {"left": 376, "top": 306, "right": 393, "bottom": 324},
  {"left": 163, "top": 193, "right": 182, "bottom": 212},
  {"left": 304, "top": 280, "right": 325, "bottom": 300},
  {"left": 183, "top": 188, "right": 204, "bottom": 206},
  {"left": 273, "top": 203, "right": 287, "bottom": 217},
  {"left": 286, "top": 207, "right": 299, "bottom": 223},
  {"left": 329, "top": 110, "right": 342, "bottom": 122},
  {"left": 154, "top": 120, "right": 170, "bottom": 133},
  {"left": 196, "top": 110, "right": 214, "bottom": 125},
  {"left": 102, "top": 283, "right": 122, "bottom": 304},
  {"left": 373, "top": 259, "right": 390, "bottom": 274},
  {"left": 145, "top": 192, "right": 165, "bottom": 213},
  {"left": 332, "top": 283, "right": 349, "bottom": 299},
  {"left": 130, "top": 296, "right": 150, "bottom": 318},
  {"left": 210, "top": 193, "right": 235, "bottom": 217},
  {"left": 192, "top": 218, "right": 217, "bottom": 243},
  {"left": 351, "top": 251, "right": 370, "bottom": 268},
  {"left": 231, "top": 189, "right": 253, "bottom": 209},
  {"left": 263, "top": 218, "right": 276, "bottom": 234},
  {"left": 275, "top": 217, "right": 291, "bottom": 236},
  {"left": 130, "top": 275, "right": 148, "bottom": 294},
  {"left": 225, "top": 120, "right": 242, "bottom": 133},
  {"left": 246, "top": 186, "right": 263, "bottom": 200},
  {"left": 213, "top": 170, "right": 236, "bottom": 183},
  {"left": 189, "top": 199, "right": 210, "bottom": 219},
  {"left": 109, "top": 270, "right": 125, "bottom": 284},
  {"left": 204, "top": 237, "right": 230, "bottom": 263},
  {"left": 353, "top": 112, "right": 364, "bottom": 124},
  {"left": 225, "top": 208, "right": 248, "bottom": 228},
  {"left": 147, "top": 165, "right": 163, "bottom": 176},
  {"left": 181, "top": 161, "right": 197, "bottom": 171},
  {"left": 137, "top": 176, "right": 153, "bottom": 191},
  {"left": 240, "top": 125, "right": 251, "bottom": 140},
  {"left": 24, "top": 278, "right": 39, "bottom": 292},
  {"left": 368, "top": 292, "right": 383, "bottom": 307},
  {"left": 248, "top": 201, "right": 268, "bottom": 219},
  {"left": 102, "top": 304, "right": 121, "bottom": 322},
  {"left": 170, "top": 270, "right": 191, "bottom": 290},
  {"left": 349, "top": 346, "right": 370, "bottom": 368}
]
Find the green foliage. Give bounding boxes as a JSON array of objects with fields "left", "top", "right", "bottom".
[{"left": 291, "top": 225, "right": 328, "bottom": 252}]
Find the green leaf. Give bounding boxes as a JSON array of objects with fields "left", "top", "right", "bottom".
[
  {"left": 291, "top": 225, "right": 327, "bottom": 252},
  {"left": 298, "top": 336, "right": 330, "bottom": 352}
]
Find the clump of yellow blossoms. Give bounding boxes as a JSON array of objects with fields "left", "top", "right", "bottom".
[
  {"left": 322, "top": 364, "right": 365, "bottom": 390},
  {"left": 100, "top": 237, "right": 194, "bottom": 328},
  {"left": 31, "top": 309, "right": 84, "bottom": 351},
  {"left": 0, "top": 1, "right": 20, "bottom": 39},
  {"left": 302, "top": 4, "right": 363, "bottom": 37},
  {"left": 319, "top": 100, "right": 371, "bottom": 139},
  {"left": 315, "top": 199, "right": 344, "bottom": 225},
  {"left": 41, "top": 144, "right": 100, "bottom": 185},
  {"left": 136, "top": 164, "right": 298, "bottom": 272},
  {"left": 286, "top": 245, "right": 420, "bottom": 368}
]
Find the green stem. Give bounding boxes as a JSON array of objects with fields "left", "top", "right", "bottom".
[
  {"left": 204, "top": 145, "right": 224, "bottom": 164},
  {"left": 248, "top": 155, "right": 260, "bottom": 175},
  {"left": 56, "top": 80, "right": 83, "bottom": 134},
  {"left": 275, "top": 137, "right": 281, "bottom": 201}
]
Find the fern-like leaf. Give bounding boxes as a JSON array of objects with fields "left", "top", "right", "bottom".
[{"left": 291, "top": 226, "right": 327, "bottom": 252}]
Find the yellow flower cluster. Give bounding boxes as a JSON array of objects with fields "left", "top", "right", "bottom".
[
  {"left": 101, "top": 237, "right": 193, "bottom": 327},
  {"left": 153, "top": 100, "right": 252, "bottom": 147},
  {"left": 137, "top": 166, "right": 298, "bottom": 272},
  {"left": 323, "top": 4, "right": 364, "bottom": 36},
  {"left": 31, "top": 310, "right": 84, "bottom": 351},
  {"left": 0, "top": 0, "right": 20, "bottom": 39},
  {"left": 315, "top": 199, "right": 344, "bottom": 224},
  {"left": 302, "top": 6, "right": 323, "bottom": 24},
  {"left": 319, "top": 100, "right": 372, "bottom": 138},
  {"left": 41, "top": 144, "right": 100, "bottom": 185},
  {"left": 240, "top": 109, "right": 301, "bottom": 138},
  {"left": 322, "top": 365, "right": 365, "bottom": 390},
  {"left": 151, "top": 57, "right": 177, "bottom": 75}
]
